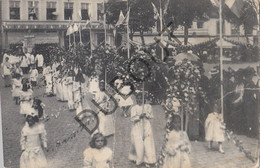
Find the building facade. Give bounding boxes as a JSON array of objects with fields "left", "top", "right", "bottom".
[
  {"left": 1, "top": 0, "right": 116, "bottom": 52},
  {"left": 133, "top": 6, "right": 257, "bottom": 47}
]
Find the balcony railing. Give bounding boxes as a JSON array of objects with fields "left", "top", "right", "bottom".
[{"left": 2, "top": 20, "right": 110, "bottom": 30}]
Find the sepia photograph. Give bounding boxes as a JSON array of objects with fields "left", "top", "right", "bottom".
[{"left": 0, "top": 0, "right": 259, "bottom": 167}]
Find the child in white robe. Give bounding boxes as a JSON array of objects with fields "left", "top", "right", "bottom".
[
  {"left": 20, "top": 113, "right": 48, "bottom": 168},
  {"left": 62, "top": 74, "right": 69, "bottom": 101},
  {"left": 20, "top": 82, "right": 33, "bottom": 115},
  {"left": 43, "top": 65, "right": 53, "bottom": 96},
  {"left": 14, "top": 62, "right": 23, "bottom": 76},
  {"left": 73, "top": 71, "right": 84, "bottom": 115},
  {"left": 83, "top": 133, "right": 113, "bottom": 168},
  {"left": 113, "top": 78, "right": 134, "bottom": 117},
  {"left": 92, "top": 81, "right": 115, "bottom": 137},
  {"left": 128, "top": 94, "right": 156, "bottom": 167},
  {"left": 12, "top": 74, "right": 22, "bottom": 104},
  {"left": 66, "top": 71, "right": 75, "bottom": 110},
  {"left": 162, "top": 115, "right": 191, "bottom": 168},
  {"left": 29, "top": 65, "right": 38, "bottom": 88},
  {"left": 205, "top": 102, "right": 226, "bottom": 153}
]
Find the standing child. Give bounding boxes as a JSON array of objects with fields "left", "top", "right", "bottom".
[
  {"left": 43, "top": 64, "right": 53, "bottom": 96},
  {"left": 1, "top": 57, "right": 12, "bottom": 87},
  {"left": 128, "top": 94, "right": 156, "bottom": 167},
  {"left": 14, "top": 62, "right": 23, "bottom": 77},
  {"left": 162, "top": 115, "right": 191, "bottom": 168},
  {"left": 205, "top": 101, "right": 226, "bottom": 154},
  {"left": 66, "top": 70, "right": 75, "bottom": 110},
  {"left": 29, "top": 65, "right": 38, "bottom": 88},
  {"left": 20, "top": 113, "right": 48, "bottom": 168},
  {"left": 83, "top": 133, "right": 113, "bottom": 168},
  {"left": 92, "top": 81, "right": 115, "bottom": 137},
  {"left": 20, "top": 82, "right": 33, "bottom": 115},
  {"left": 12, "top": 74, "right": 22, "bottom": 105}
]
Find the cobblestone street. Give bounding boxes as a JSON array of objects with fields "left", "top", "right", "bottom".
[{"left": 1, "top": 75, "right": 258, "bottom": 168}]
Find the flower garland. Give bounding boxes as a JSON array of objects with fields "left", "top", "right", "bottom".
[
  {"left": 156, "top": 59, "right": 206, "bottom": 167},
  {"left": 226, "top": 129, "right": 257, "bottom": 163},
  {"left": 166, "top": 38, "right": 218, "bottom": 59},
  {"left": 46, "top": 125, "right": 84, "bottom": 152}
]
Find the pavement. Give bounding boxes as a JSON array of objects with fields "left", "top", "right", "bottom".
[{"left": 0, "top": 73, "right": 258, "bottom": 168}]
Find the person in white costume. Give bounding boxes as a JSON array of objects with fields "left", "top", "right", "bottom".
[
  {"left": 128, "top": 94, "right": 156, "bottom": 167},
  {"left": 66, "top": 70, "right": 75, "bottom": 110},
  {"left": 20, "top": 54, "right": 29, "bottom": 74},
  {"left": 29, "top": 65, "right": 38, "bottom": 88},
  {"left": 205, "top": 101, "right": 226, "bottom": 154},
  {"left": 88, "top": 76, "right": 100, "bottom": 95},
  {"left": 35, "top": 54, "right": 44, "bottom": 74},
  {"left": 55, "top": 65, "right": 64, "bottom": 101},
  {"left": 20, "top": 113, "right": 48, "bottom": 168},
  {"left": 20, "top": 82, "right": 33, "bottom": 115},
  {"left": 114, "top": 79, "right": 134, "bottom": 118},
  {"left": 1, "top": 57, "right": 13, "bottom": 87},
  {"left": 83, "top": 133, "right": 113, "bottom": 168},
  {"left": 92, "top": 81, "right": 115, "bottom": 137},
  {"left": 12, "top": 74, "right": 22, "bottom": 105},
  {"left": 62, "top": 72, "right": 69, "bottom": 101},
  {"left": 162, "top": 115, "right": 191, "bottom": 168},
  {"left": 74, "top": 70, "right": 85, "bottom": 115},
  {"left": 13, "top": 62, "right": 23, "bottom": 76},
  {"left": 43, "top": 65, "right": 53, "bottom": 96}
]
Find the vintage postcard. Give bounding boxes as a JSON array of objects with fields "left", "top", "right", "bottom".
[{"left": 0, "top": 0, "right": 259, "bottom": 168}]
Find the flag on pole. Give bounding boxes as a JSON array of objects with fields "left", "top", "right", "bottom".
[
  {"left": 66, "top": 25, "right": 73, "bottom": 36},
  {"left": 124, "top": 8, "right": 130, "bottom": 25},
  {"left": 73, "top": 23, "right": 79, "bottom": 32},
  {"left": 151, "top": 2, "right": 160, "bottom": 20},
  {"left": 210, "top": 0, "right": 219, "bottom": 7},
  {"left": 225, "top": 0, "right": 245, "bottom": 18},
  {"left": 210, "top": 0, "right": 245, "bottom": 18},
  {"left": 115, "top": 10, "right": 125, "bottom": 27},
  {"left": 78, "top": 10, "right": 82, "bottom": 20}
]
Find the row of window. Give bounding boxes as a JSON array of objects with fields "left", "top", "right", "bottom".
[{"left": 9, "top": 1, "right": 104, "bottom": 21}]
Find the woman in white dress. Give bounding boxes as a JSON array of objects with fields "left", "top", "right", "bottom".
[
  {"left": 83, "top": 133, "right": 113, "bottom": 168},
  {"left": 205, "top": 102, "right": 225, "bottom": 153},
  {"left": 20, "top": 113, "right": 48, "bottom": 168},
  {"left": 128, "top": 94, "right": 156, "bottom": 166}
]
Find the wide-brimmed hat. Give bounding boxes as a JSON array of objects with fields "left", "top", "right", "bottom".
[{"left": 209, "top": 67, "right": 219, "bottom": 75}]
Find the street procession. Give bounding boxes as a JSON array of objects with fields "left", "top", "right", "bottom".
[{"left": 0, "top": 0, "right": 260, "bottom": 168}]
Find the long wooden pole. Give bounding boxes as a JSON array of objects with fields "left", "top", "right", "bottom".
[
  {"left": 180, "top": 102, "right": 183, "bottom": 168},
  {"left": 127, "top": 0, "right": 130, "bottom": 59},
  {"left": 90, "top": 23, "right": 93, "bottom": 58},
  {"left": 159, "top": 0, "right": 164, "bottom": 61},
  {"left": 219, "top": 0, "right": 224, "bottom": 119},
  {"left": 69, "top": 33, "right": 71, "bottom": 49},
  {"left": 73, "top": 32, "right": 76, "bottom": 48},
  {"left": 103, "top": 0, "right": 107, "bottom": 45},
  {"left": 142, "top": 82, "right": 145, "bottom": 140},
  {"left": 79, "top": 23, "right": 82, "bottom": 45}
]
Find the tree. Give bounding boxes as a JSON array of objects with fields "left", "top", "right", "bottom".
[
  {"left": 164, "top": 0, "right": 212, "bottom": 45},
  {"left": 106, "top": 0, "right": 156, "bottom": 45},
  {"left": 223, "top": 1, "right": 258, "bottom": 42},
  {"left": 129, "top": 0, "right": 155, "bottom": 45}
]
